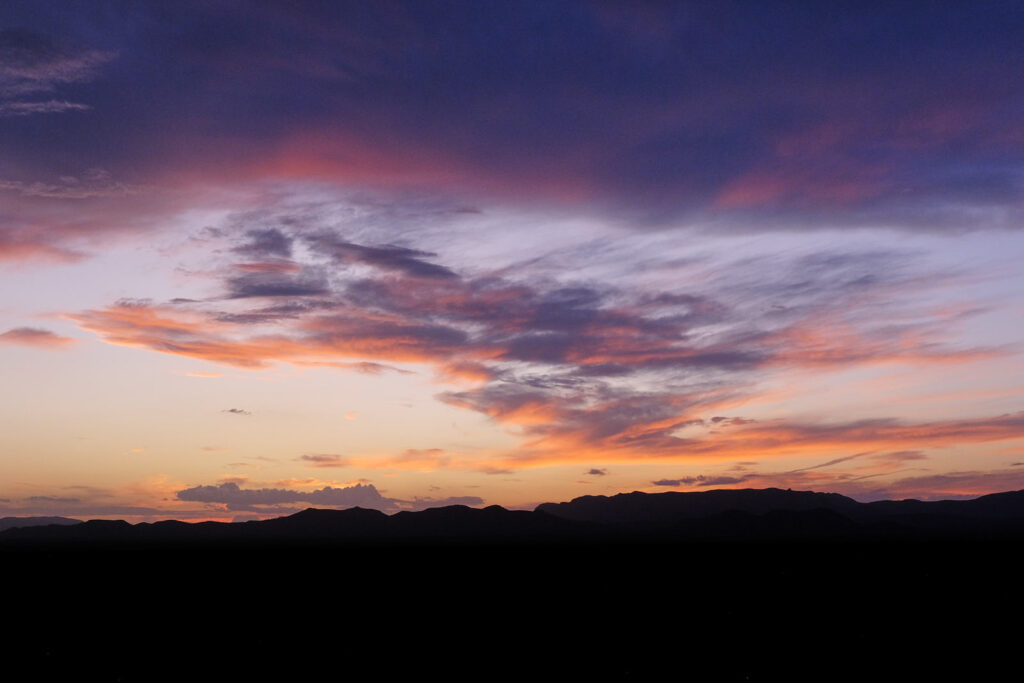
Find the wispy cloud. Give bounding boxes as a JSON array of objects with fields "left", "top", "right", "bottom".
[
  {"left": 0, "top": 99, "right": 89, "bottom": 116},
  {"left": 0, "top": 327, "right": 75, "bottom": 349},
  {"left": 222, "top": 408, "right": 251, "bottom": 416},
  {"left": 298, "top": 454, "right": 350, "bottom": 468},
  {"left": 65, "top": 216, "right": 1013, "bottom": 470},
  {"left": 649, "top": 459, "right": 1024, "bottom": 503},
  {"left": 0, "top": 28, "right": 112, "bottom": 118}
]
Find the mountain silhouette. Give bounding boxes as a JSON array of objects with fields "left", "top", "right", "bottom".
[
  {"left": 0, "top": 516, "right": 81, "bottom": 532},
  {"left": 6, "top": 487, "right": 1024, "bottom": 682},
  {"left": 535, "top": 487, "right": 863, "bottom": 524},
  {"left": 5, "top": 487, "right": 1024, "bottom": 544}
]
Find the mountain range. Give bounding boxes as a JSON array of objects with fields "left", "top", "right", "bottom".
[
  {"left": 6, "top": 487, "right": 1024, "bottom": 543},
  {"left": 6, "top": 487, "right": 1024, "bottom": 682}
]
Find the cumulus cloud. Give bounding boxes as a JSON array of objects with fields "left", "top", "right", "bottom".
[
  {"left": 652, "top": 476, "right": 749, "bottom": 488},
  {"left": 177, "top": 481, "right": 387, "bottom": 509},
  {"left": 175, "top": 481, "right": 484, "bottom": 513}
]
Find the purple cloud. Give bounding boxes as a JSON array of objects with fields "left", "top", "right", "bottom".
[{"left": 175, "top": 481, "right": 484, "bottom": 513}]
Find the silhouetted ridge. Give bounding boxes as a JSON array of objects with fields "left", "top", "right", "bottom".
[
  {"left": 388, "top": 504, "right": 587, "bottom": 539},
  {"left": 6, "top": 488, "right": 1024, "bottom": 544},
  {"left": 2, "top": 518, "right": 132, "bottom": 541},
  {"left": 0, "top": 516, "right": 81, "bottom": 532},
  {"left": 535, "top": 487, "right": 861, "bottom": 526},
  {"left": 256, "top": 507, "right": 391, "bottom": 539}
]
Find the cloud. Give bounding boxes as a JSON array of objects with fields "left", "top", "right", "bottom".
[
  {"left": 226, "top": 272, "right": 330, "bottom": 299},
  {"left": 293, "top": 361, "right": 413, "bottom": 375},
  {"left": 0, "top": 230, "right": 85, "bottom": 263},
  {"left": 0, "top": 27, "right": 110, "bottom": 135},
  {"left": 651, "top": 476, "right": 748, "bottom": 488},
  {"left": 298, "top": 454, "right": 350, "bottom": 468},
  {"left": 872, "top": 450, "right": 929, "bottom": 463},
  {"left": 308, "top": 234, "right": 458, "bottom": 280},
  {"left": 0, "top": 99, "right": 89, "bottom": 116},
  {"left": 233, "top": 261, "right": 303, "bottom": 274},
  {"left": 24, "top": 495, "right": 81, "bottom": 504},
  {"left": 175, "top": 481, "right": 484, "bottom": 513},
  {"left": 512, "top": 410, "right": 1024, "bottom": 467},
  {"left": 406, "top": 496, "right": 485, "bottom": 509},
  {"left": 0, "top": 327, "right": 75, "bottom": 349},
  {"left": 586, "top": 468, "right": 608, "bottom": 476},
  {"left": 0, "top": 27, "right": 112, "bottom": 96},
  {"left": 476, "top": 466, "right": 513, "bottom": 475},
  {"left": 232, "top": 229, "right": 294, "bottom": 259},
  {"left": 65, "top": 219, "right": 1011, "bottom": 470},
  {"left": 0, "top": 172, "right": 140, "bottom": 199},
  {"left": 176, "top": 481, "right": 388, "bottom": 510},
  {"left": 644, "top": 446, "right": 1024, "bottom": 502},
  {"left": 860, "top": 470, "right": 1024, "bottom": 501},
  {"left": 222, "top": 408, "right": 251, "bottom": 416},
  {"left": 377, "top": 449, "right": 454, "bottom": 471}
]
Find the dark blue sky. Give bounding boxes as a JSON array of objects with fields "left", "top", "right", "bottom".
[{"left": 2, "top": 1, "right": 1022, "bottom": 227}]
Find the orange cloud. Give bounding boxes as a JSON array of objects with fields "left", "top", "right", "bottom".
[
  {"left": 482, "top": 410, "right": 1024, "bottom": 471},
  {"left": 64, "top": 240, "right": 1010, "bottom": 480}
]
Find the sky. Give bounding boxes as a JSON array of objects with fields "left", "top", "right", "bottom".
[{"left": 1, "top": 1, "right": 1023, "bottom": 522}]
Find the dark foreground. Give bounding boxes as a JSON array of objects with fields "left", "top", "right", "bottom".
[{"left": 6, "top": 537, "right": 1021, "bottom": 682}]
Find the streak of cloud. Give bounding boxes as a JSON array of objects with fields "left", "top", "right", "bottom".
[{"left": 0, "top": 327, "right": 75, "bottom": 349}]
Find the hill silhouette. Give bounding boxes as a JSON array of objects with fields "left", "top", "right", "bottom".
[
  {"left": 5, "top": 487, "right": 1023, "bottom": 681},
  {"left": 6, "top": 487, "right": 1024, "bottom": 544},
  {"left": 0, "top": 516, "right": 81, "bottom": 532}
]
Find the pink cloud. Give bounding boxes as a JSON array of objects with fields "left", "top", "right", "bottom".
[{"left": 0, "top": 327, "right": 75, "bottom": 349}]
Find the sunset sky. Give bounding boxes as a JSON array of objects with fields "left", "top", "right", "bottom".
[{"left": 2, "top": 1, "right": 1023, "bottom": 521}]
